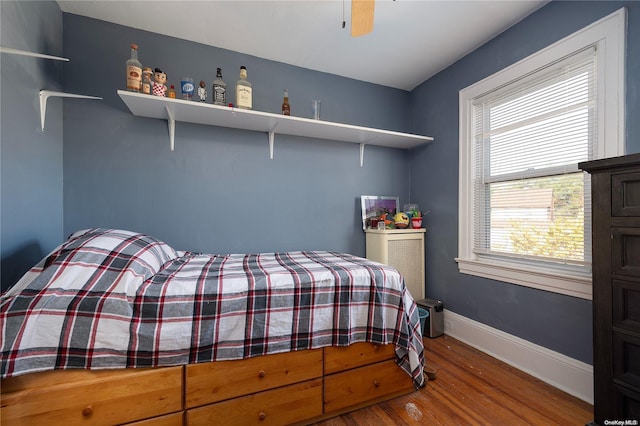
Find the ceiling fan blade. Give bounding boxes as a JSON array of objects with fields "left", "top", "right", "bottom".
[{"left": 351, "top": 0, "right": 374, "bottom": 37}]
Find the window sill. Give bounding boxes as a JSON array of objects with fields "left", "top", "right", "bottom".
[{"left": 455, "top": 257, "right": 592, "bottom": 300}]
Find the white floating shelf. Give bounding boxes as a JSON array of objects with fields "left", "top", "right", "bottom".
[
  {"left": 2, "top": 50, "right": 103, "bottom": 131},
  {"left": 117, "top": 90, "right": 433, "bottom": 166},
  {"left": 39, "top": 90, "right": 102, "bottom": 131},
  {"left": 0, "top": 47, "right": 69, "bottom": 61}
]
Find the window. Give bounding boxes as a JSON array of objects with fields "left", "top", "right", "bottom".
[{"left": 457, "top": 9, "right": 625, "bottom": 300}]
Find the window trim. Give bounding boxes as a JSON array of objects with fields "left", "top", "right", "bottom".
[{"left": 457, "top": 8, "right": 626, "bottom": 300}]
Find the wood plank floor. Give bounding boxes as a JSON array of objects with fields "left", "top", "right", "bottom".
[{"left": 314, "top": 335, "right": 593, "bottom": 425}]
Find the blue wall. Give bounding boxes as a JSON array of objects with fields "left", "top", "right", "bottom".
[
  {"left": 409, "top": 1, "right": 640, "bottom": 365},
  {"left": 0, "top": 1, "right": 64, "bottom": 290},
  {"left": 3, "top": 0, "right": 639, "bottom": 367},
  {"left": 60, "top": 15, "right": 415, "bottom": 256}
]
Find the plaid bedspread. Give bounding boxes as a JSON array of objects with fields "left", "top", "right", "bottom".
[{"left": 1, "top": 229, "right": 425, "bottom": 387}]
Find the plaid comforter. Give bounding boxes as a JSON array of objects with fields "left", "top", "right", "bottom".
[{"left": 1, "top": 229, "right": 425, "bottom": 387}]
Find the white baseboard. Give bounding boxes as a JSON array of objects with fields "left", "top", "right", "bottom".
[{"left": 442, "top": 309, "right": 594, "bottom": 404}]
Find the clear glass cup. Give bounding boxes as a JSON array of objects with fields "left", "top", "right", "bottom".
[
  {"left": 312, "top": 100, "right": 321, "bottom": 120},
  {"left": 181, "top": 77, "right": 194, "bottom": 100}
]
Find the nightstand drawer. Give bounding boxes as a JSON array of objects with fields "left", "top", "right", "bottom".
[
  {"left": 613, "top": 279, "right": 640, "bottom": 333},
  {"left": 612, "top": 171, "right": 640, "bottom": 217},
  {"left": 613, "top": 384, "right": 640, "bottom": 421},
  {"left": 613, "top": 332, "right": 640, "bottom": 391},
  {"left": 612, "top": 227, "right": 640, "bottom": 278}
]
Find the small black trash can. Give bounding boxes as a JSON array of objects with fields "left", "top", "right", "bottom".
[{"left": 416, "top": 298, "right": 444, "bottom": 338}]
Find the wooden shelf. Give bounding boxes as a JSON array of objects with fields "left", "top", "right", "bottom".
[{"left": 117, "top": 90, "right": 433, "bottom": 166}]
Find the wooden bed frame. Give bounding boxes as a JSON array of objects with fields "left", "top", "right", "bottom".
[{"left": 1, "top": 342, "right": 416, "bottom": 425}]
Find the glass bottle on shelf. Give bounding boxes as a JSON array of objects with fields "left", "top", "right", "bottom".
[
  {"left": 212, "top": 68, "right": 226, "bottom": 105},
  {"left": 235, "top": 66, "right": 252, "bottom": 110},
  {"left": 141, "top": 67, "right": 152, "bottom": 95},
  {"left": 281, "top": 89, "right": 290, "bottom": 115},
  {"left": 168, "top": 84, "right": 176, "bottom": 99},
  {"left": 126, "top": 44, "right": 142, "bottom": 92}
]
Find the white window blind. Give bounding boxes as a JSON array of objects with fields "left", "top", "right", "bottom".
[
  {"left": 471, "top": 47, "right": 596, "bottom": 272},
  {"left": 458, "top": 8, "right": 625, "bottom": 299}
]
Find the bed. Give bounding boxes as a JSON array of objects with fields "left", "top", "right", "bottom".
[{"left": 1, "top": 228, "right": 425, "bottom": 425}]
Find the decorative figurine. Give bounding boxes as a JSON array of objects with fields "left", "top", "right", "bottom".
[
  {"left": 198, "top": 80, "right": 207, "bottom": 103},
  {"left": 152, "top": 68, "right": 167, "bottom": 97},
  {"left": 393, "top": 212, "right": 409, "bottom": 229}
]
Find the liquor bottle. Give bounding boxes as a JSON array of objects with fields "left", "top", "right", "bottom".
[
  {"left": 235, "top": 66, "right": 252, "bottom": 110},
  {"left": 168, "top": 84, "right": 176, "bottom": 99},
  {"left": 212, "top": 68, "right": 226, "bottom": 105},
  {"left": 281, "top": 89, "right": 290, "bottom": 115},
  {"left": 126, "top": 44, "right": 142, "bottom": 92}
]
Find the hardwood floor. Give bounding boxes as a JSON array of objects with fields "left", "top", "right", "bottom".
[{"left": 315, "top": 335, "right": 593, "bottom": 425}]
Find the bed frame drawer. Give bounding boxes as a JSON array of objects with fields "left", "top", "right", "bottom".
[
  {"left": 187, "top": 378, "right": 323, "bottom": 426},
  {"left": 324, "top": 342, "right": 395, "bottom": 374},
  {"left": 0, "top": 367, "right": 182, "bottom": 426},
  {"left": 186, "top": 349, "right": 323, "bottom": 408},
  {"left": 323, "top": 359, "right": 414, "bottom": 414},
  {"left": 125, "top": 411, "right": 184, "bottom": 426}
]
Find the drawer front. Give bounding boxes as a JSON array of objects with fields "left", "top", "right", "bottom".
[
  {"left": 613, "top": 332, "right": 640, "bottom": 391},
  {"left": 187, "top": 378, "right": 322, "bottom": 426},
  {"left": 613, "top": 279, "right": 640, "bottom": 333},
  {"left": 186, "top": 349, "right": 322, "bottom": 408},
  {"left": 324, "top": 342, "right": 395, "bottom": 374},
  {"left": 614, "top": 384, "right": 640, "bottom": 421},
  {"left": 612, "top": 171, "right": 640, "bottom": 217},
  {"left": 612, "top": 227, "right": 640, "bottom": 278},
  {"left": 1, "top": 367, "right": 182, "bottom": 426},
  {"left": 125, "top": 411, "right": 184, "bottom": 426},
  {"left": 324, "top": 359, "right": 413, "bottom": 413}
]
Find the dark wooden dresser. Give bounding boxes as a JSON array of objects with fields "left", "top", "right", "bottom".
[{"left": 580, "top": 153, "right": 640, "bottom": 424}]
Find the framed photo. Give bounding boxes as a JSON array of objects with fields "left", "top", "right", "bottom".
[{"left": 360, "top": 195, "right": 399, "bottom": 230}]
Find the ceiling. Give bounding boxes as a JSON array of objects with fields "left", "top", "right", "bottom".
[{"left": 56, "top": 0, "right": 548, "bottom": 91}]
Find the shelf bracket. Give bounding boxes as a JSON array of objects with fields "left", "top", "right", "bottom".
[
  {"left": 268, "top": 131, "right": 275, "bottom": 159},
  {"left": 165, "top": 106, "right": 176, "bottom": 151},
  {"left": 360, "top": 143, "right": 366, "bottom": 167},
  {"left": 39, "top": 90, "right": 102, "bottom": 131},
  {"left": 268, "top": 124, "right": 278, "bottom": 159}
]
